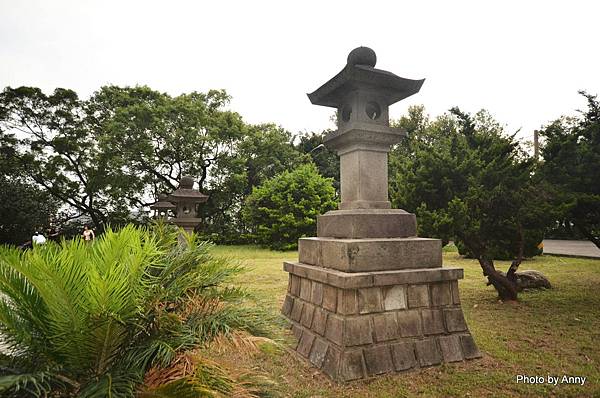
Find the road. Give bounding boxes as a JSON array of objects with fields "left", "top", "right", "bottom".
[{"left": 542, "top": 239, "right": 600, "bottom": 259}]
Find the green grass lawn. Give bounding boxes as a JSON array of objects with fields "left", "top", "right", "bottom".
[{"left": 210, "top": 245, "right": 600, "bottom": 398}]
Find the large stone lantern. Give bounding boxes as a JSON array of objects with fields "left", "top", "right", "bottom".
[
  {"left": 150, "top": 194, "right": 176, "bottom": 220},
  {"left": 281, "top": 47, "right": 480, "bottom": 382},
  {"left": 167, "top": 176, "right": 208, "bottom": 234}
]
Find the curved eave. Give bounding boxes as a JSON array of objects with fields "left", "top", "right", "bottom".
[{"left": 307, "top": 64, "right": 425, "bottom": 108}]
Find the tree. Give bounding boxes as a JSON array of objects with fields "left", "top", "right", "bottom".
[
  {"left": 243, "top": 163, "right": 337, "bottom": 250},
  {"left": 539, "top": 92, "right": 600, "bottom": 248},
  {"left": 295, "top": 131, "right": 340, "bottom": 193},
  {"left": 390, "top": 106, "right": 552, "bottom": 301}
]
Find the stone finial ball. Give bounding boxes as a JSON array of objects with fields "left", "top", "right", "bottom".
[
  {"left": 180, "top": 176, "right": 194, "bottom": 189},
  {"left": 347, "top": 46, "right": 377, "bottom": 67}
]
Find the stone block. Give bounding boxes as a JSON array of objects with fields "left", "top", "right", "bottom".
[
  {"left": 290, "top": 299, "right": 304, "bottom": 322},
  {"left": 298, "top": 238, "right": 320, "bottom": 265},
  {"left": 460, "top": 335, "right": 482, "bottom": 359},
  {"left": 309, "top": 338, "right": 329, "bottom": 368},
  {"left": 397, "top": 310, "right": 422, "bottom": 337},
  {"left": 322, "top": 284, "right": 338, "bottom": 312},
  {"left": 290, "top": 274, "right": 301, "bottom": 296},
  {"left": 372, "top": 268, "right": 463, "bottom": 286},
  {"left": 407, "top": 284, "right": 429, "bottom": 308},
  {"left": 300, "top": 277, "right": 312, "bottom": 301},
  {"left": 358, "top": 287, "right": 383, "bottom": 313},
  {"left": 312, "top": 308, "right": 328, "bottom": 336},
  {"left": 325, "top": 314, "right": 344, "bottom": 346},
  {"left": 444, "top": 308, "right": 468, "bottom": 332},
  {"left": 373, "top": 313, "right": 400, "bottom": 342},
  {"left": 337, "top": 289, "right": 358, "bottom": 315},
  {"left": 317, "top": 209, "right": 417, "bottom": 239},
  {"left": 391, "top": 341, "right": 417, "bottom": 371},
  {"left": 340, "top": 350, "right": 366, "bottom": 381},
  {"left": 291, "top": 324, "right": 302, "bottom": 349},
  {"left": 297, "top": 330, "right": 316, "bottom": 358},
  {"left": 301, "top": 303, "right": 315, "bottom": 328},
  {"left": 439, "top": 335, "right": 463, "bottom": 363},
  {"left": 281, "top": 294, "right": 293, "bottom": 317},
  {"left": 344, "top": 316, "right": 373, "bottom": 346},
  {"left": 430, "top": 282, "right": 452, "bottom": 306},
  {"left": 450, "top": 280, "right": 461, "bottom": 304},
  {"left": 421, "top": 309, "right": 445, "bottom": 335},
  {"left": 311, "top": 281, "right": 324, "bottom": 305},
  {"left": 322, "top": 345, "right": 341, "bottom": 380},
  {"left": 364, "top": 345, "right": 394, "bottom": 376},
  {"left": 383, "top": 285, "right": 407, "bottom": 310},
  {"left": 297, "top": 236, "right": 441, "bottom": 272},
  {"left": 415, "top": 338, "right": 442, "bottom": 367}
]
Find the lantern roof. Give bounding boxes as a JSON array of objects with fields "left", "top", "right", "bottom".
[
  {"left": 307, "top": 47, "right": 425, "bottom": 108},
  {"left": 150, "top": 194, "right": 176, "bottom": 210},
  {"left": 167, "top": 176, "right": 209, "bottom": 203}
]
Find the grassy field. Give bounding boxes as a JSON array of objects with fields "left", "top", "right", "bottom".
[{"left": 209, "top": 245, "right": 600, "bottom": 397}]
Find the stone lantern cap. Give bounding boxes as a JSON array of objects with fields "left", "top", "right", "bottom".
[
  {"left": 150, "top": 194, "right": 176, "bottom": 210},
  {"left": 307, "top": 47, "right": 425, "bottom": 109},
  {"left": 167, "top": 176, "right": 208, "bottom": 204}
]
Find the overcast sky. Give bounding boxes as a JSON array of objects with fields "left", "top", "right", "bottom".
[{"left": 1, "top": 0, "right": 599, "bottom": 142}]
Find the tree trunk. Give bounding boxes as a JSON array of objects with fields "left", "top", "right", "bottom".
[{"left": 478, "top": 257, "right": 519, "bottom": 301}]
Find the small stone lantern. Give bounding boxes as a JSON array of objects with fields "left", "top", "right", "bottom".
[
  {"left": 150, "top": 194, "right": 176, "bottom": 220},
  {"left": 281, "top": 47, "right": 481, "bottom": 382},
  {"left": 167, "top": 176, "right": 209, "bottom": 234}
]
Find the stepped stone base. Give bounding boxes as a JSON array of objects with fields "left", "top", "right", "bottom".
[{"left": 281, "top": 262, "right": 481, "bottom": 381}]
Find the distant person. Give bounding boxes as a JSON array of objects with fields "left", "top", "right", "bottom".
[
  {"left": 32, "top": 231, "right": 47, "bottom": 246},
  {"left": 82, "top": 225, "right": 95, "bottom": 242}
]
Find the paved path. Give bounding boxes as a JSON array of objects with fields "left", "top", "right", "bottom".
[{"left": 542, "top": 239, "right": 600, "bottom": 259}]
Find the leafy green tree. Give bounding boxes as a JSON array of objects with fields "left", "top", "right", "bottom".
[
  {"left": 539, "top": 92, "right": 600, "bottom": 248},
  {"left": 295, "top": 131, "right": 340, "bottom": 193},
  {"left": 243, "top": 163, "right": 337, "bottom": 250},
  {"left": 0, "top": 224, "right": 272, "bottom": 397},
  {"left": 390, "top": 106, "right": 552, "bottom": 301}
]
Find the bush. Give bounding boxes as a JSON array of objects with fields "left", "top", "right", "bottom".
[
  {"left": 243, "top": 163, "right": 337, "bottom": 250},
  {"left": 0, "top": 223, "right": 273, "bottom": 397}
]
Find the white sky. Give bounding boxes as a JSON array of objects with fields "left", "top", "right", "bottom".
[{"left": 1, "top": 0, "right": 599, "bottom": 143}]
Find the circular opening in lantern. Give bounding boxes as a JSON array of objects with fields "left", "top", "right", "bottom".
[{"left": 365, "top": 101, "right": 381, "bottom": 120}]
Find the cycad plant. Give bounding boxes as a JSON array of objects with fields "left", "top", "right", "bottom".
[{"left": 0, "top": 224, "right": 273, "bottom": 397}]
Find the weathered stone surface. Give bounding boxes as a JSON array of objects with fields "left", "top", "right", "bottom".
[
  {"left": 515, "top": 270, "right": 552, "bottom": 290},
  {"left": 407, "top": 284, "right": 429, "bottom": 308},
  {"left": 460, "top": 334, "right": 482, "bottom": 359},
  {"left": 317, "top": 209, "right": 417, "bottom": 239},
  {"left": 337, "top": 289, "right": 358, "bottom": 315},
  {"left": 397, "top": 310, "right": 422, "bottom": 337},
  {"left": 298, "top": 237, "right": 441, "bottom": 271},
  {"left": 281, "top": 294, "right": 293, "bottom": 316},
  {"left": 421, "top": 309, "right": 445, "bottom": 335},
  {"left": 450, "top": 280, "right": 461, "bottom": 304},
  {"left": 290, "top": 274, "right": 301, "bottom": 296},
  {"left": 311, "top": 281, "right": 324, "bottom": 305},
  {"left": 309, "top": 338, "right": 329, "bottom": 368},
  {"left": 430, "top": 282, "right": 452, "bottom": 306},
  {"left": 300, "top": 277, "right": 312, "bottom": 301},
  {"left": 439, "top": 335, "right": 463, "bottom": 362},
  {"left": 298, "top": 237, "right": 320, "bottom": 265},
  {"left": 297, "top": 330, "right": 316, "bottom": 357},
  {"left": 364, "top": 345, "right": 394, "bottom": 376},
  {"left": 373, "top": 313, "right": 400, "bottom": 342},
  {"left": 312, "top": 308, "right": 328, "bottom": 336},
  {"left": 383, "top": 285, "right": 407, "bottom": 310},
  {"left": 322, "top": 284, "right": 338, "bottom": 312},
  {"left": 301, "top": 303, "right": 315, "bottom": 328},
  {"left": 444, "top": 308, "right": 468, "bottom": 332},
  {"left": 344, "top": 317, "right": 373, "bottom": 346},
  {"left": 340, "top": 350, "right": 366, "bottom": 381},
  {"left": 358, "top": 287, "right": 383, "bottom": 313},
  {"left": 415, "top": 338, "right": 442, "bottom": 367},
  {"left": 290, "top": 299, "right": 304, "bottom": 322},
  {"left": 322, "top": 345, "right": 341, "bottom": 380},
  {"left": 285, "top": 262, "right": 464, "bottom": 289},
  {"left": 391, "top": 341, "right": 417, "bottom": 371},
  {"left": 291, "top": 324, "right": 302, "bottom": 349},
  {"left": 325, "top": 314, "right": 344, "bottom": 346}
]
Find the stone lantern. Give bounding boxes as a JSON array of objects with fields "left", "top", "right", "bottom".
[
  {"left": 281, "top": 47, "right": 481, "bottom": 382},
  {"left": 167, "top": 176, "right": 208, "bottom": 234},
  {"left": 150, "top": 194, "right": 176, "bottom": 220}
]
